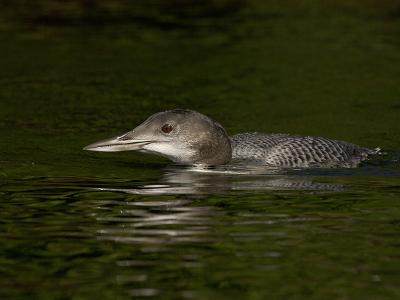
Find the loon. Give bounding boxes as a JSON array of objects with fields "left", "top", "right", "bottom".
[{"left": 84, "top": 109, "right": 377, "bottom": 168}]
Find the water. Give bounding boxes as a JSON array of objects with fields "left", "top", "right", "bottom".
[{"left": 1, "top": 1, "right": 400, "bottom": 299}]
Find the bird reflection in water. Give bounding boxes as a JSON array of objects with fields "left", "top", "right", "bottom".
[
  {"left": 95, "top": 165, "right": 345, "bottom": 195},
  {"left": 94, "top": 165, "right": 344, "bottom": 248}
]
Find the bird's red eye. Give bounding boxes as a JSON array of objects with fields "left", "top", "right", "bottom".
[{"left": 161, "top": 124, "right": 173, "bottom": 134}]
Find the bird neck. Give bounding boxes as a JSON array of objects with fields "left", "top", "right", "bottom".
[{"left": 190, "top": 126, "right": 232, "bottom": 166}]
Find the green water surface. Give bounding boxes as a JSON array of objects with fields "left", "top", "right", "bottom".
[{"left": 1, "top": 1, "right": 400, "bottom": 299}]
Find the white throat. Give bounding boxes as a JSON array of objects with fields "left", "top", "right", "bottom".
[{"left": 141, "top": 142, "right": 195, "bottom": 164}]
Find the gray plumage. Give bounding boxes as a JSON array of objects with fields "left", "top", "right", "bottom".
[
  {"left": 231, "top": 133, "right": 376, "bottom": 168},
  {"left": 84, "top": 109, "right": 378, "bottom": 168}
]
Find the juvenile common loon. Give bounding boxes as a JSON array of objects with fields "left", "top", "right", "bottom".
[{"left": 84, "top": 109, "right": 378, "bottom": 168}]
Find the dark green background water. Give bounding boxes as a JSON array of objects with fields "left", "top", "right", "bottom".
[{"left": 1, "top": 1, "right": 400, "bottom": 299}]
